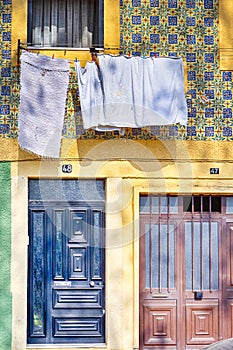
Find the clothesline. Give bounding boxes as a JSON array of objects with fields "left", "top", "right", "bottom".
[
  {"left": 17, "top": 39, "right": 184, "bottom": 64},
  {"left": 20, "top": 50, "right": 182, "bottom": 63},
  {"left": 18, "top": 50, "right": 183, "bottom": 67}
]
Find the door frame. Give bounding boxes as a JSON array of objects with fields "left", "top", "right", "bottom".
[
  {"left": 11, "top": 165, "right": 126, "bottom": 350},
  {"left": 135, "top": 191, "right": 233, "bottom": 350}
]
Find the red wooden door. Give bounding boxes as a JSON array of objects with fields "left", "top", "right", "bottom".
[
  {"left": 224, "top": 222, "right": 233, "bottom": 338},
  {"left": 139, "top": 195, "right": 233, "bottom": 350}
]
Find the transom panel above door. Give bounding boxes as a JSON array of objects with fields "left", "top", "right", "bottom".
[
  {"left": 27, "top": 180, "right": 105, "bottom": 345},
  {"left": 139, "top": 195, "right": 233, "bottom": 350}
]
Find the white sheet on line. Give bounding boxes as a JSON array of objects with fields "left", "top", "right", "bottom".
[{"left": 75, "top": 55, "right": 187, "bottom": 129}]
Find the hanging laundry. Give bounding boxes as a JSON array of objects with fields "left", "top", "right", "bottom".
[
  {"left": 75, "top": 55, "right": 188, "bottom": 129},
  {"left": 132, "top": 56, "right": 188, "bottom": 126},
  {"left": 75, "top": 60, "right": 104, "bottom": 130},
  {"left": 18, "top": 51, "right": 70, "bottom": 158},
  {"left": 75, "top": 60, "right": 123, "bottom": 132},
  {"left": 98, "top": 55, "right": 137, "bottom": 127}
]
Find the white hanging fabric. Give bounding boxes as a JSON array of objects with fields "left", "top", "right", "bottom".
[
  {"left": 18, "top": 51, "right": 70, "bottom": 158},
  {"left": 75, "top": 60, "right": 123, "bottom": 131},
  {"left": 75, "top": 55, "right": 188, "bottom": 129},
  {"left": 75, "top": 60, "right": 104, "bottom": 129}
]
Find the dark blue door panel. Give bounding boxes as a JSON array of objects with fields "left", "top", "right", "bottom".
[{"left": 27, "top": 180, "right": 105, "bottom": 345}]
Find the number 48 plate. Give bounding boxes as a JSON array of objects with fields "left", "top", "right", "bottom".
[{"left": 62, "top": 164, "right": 72, "bottom": 173}]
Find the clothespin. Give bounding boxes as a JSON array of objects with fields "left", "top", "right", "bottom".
[
  {"left": 52, "top": 54, "right": 54, "bottom": 59},
  {"left": 90, "top": 47, "right": 100, "bottom": 68},
  {"left": 91, "top": 53, "right": 100, "bottom": 69},
  {"left": 154, "top": 53, "right": 157, "bottom": 58}
]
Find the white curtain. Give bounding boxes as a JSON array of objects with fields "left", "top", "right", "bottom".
[{"left": 31, "top": 0, "right": 101, "bottom": 48}]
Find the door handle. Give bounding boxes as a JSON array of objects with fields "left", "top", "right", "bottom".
[
  {"left": 194, "top": 291, "right": 203, "bottom": 300},
  {"left": 89, "top": 281, "right": 95, "bottom": 287}
]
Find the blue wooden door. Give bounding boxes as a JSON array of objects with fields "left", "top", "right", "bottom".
[{"left": 27, "top": 180, "right": 105, "bottom": 345}]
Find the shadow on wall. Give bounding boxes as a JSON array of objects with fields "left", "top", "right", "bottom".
[{"left": 202, "top": 338, "right": 233, "bottom": 349}]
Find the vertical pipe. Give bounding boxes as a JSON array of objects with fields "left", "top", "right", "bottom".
[
  {"left": 200, "top": 195, "right": 203, "bottom": 291},
  {"left": 159, "top": 196, "right": 161, "bottom": 292},
  {"left": 149, "top": 195, "right": 153, "bottom": 292},
  {"left": 192, "top": 196, "right": 195, "bottom": 292},
  {"left": 209, "top": 196, "right": 212, "bottom": 292},
  {"left": 167, "top": 196, "right": 170, "bottom": 293}
]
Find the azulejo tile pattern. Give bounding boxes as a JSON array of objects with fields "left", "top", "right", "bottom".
[{"left": 0, "top": 0, "right": 232, "bottom": 140}]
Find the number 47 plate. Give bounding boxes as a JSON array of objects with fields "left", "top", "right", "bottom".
[{"left": 210, "top": 168, "right": 219, "bottom": 174}]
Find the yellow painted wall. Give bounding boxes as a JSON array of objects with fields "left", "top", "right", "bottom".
[
  {"left": 9, "top": 137, "right": 233, "bottom": 350},
  {"left": 6, "top": 0, "right": 233, "bottom": 349},
  {"left": 2, "top": 138, "right": 233, "bottom": 181}
]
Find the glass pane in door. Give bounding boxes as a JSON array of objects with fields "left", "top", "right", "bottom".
[
  {"left": 185, "top": 221, "right": 219, "bottom": 291},
  {"left": 145, "top": 223, "right": 175, "bottom": 289}
]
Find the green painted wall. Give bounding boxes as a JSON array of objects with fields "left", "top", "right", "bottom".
[{"left": 0, "top": 162, "right": 11, "bottom": 350}]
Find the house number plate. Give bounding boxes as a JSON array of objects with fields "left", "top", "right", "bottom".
[
  {"left": 210, "top": 168, "right": 219, "bottom": 174},
  {"left": 62, "top": 164, "right": 72, "bottom": 173}
]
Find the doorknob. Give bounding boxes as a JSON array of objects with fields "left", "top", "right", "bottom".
[{"left": 89, "top": 281, "right": 95, "bottom": 287}]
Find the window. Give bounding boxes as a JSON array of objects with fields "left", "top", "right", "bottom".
[
  {"left": 12, "top": 0, "right": 119, "bottom": 65},
  {"left": 27, "top": 0, "right": 104, "bottom": 48},
  {"left": 183, "top": 195, "right": 221, "bottom": 213}
]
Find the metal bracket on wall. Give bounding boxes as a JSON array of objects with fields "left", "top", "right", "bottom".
[{"left": 17, "top": 39, "right": 32, "bottom": 65}]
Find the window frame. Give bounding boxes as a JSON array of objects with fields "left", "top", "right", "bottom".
[
  {"left": 27, "top": 0, "right": 104, "bottom": 49},
  {"left": 11, "top": 0, "right": 120, "bottom": 66}
]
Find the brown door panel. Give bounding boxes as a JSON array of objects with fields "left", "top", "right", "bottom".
[
  {"left": 186, "top": 300, "right": 219, "bottom": 346},
  {"left": 226, "top": 300, "right": 233, "bottom": 338},
  {"left": 143, "top": 300, "right": 177, "bottom": 347}
]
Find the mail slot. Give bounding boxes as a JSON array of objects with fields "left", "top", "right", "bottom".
[
  {"left": 152, "top": 292, "right": 169, "bottom": 298},
  {"left": 54, "top": 281, "right": 72, "bottom": 287}
]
